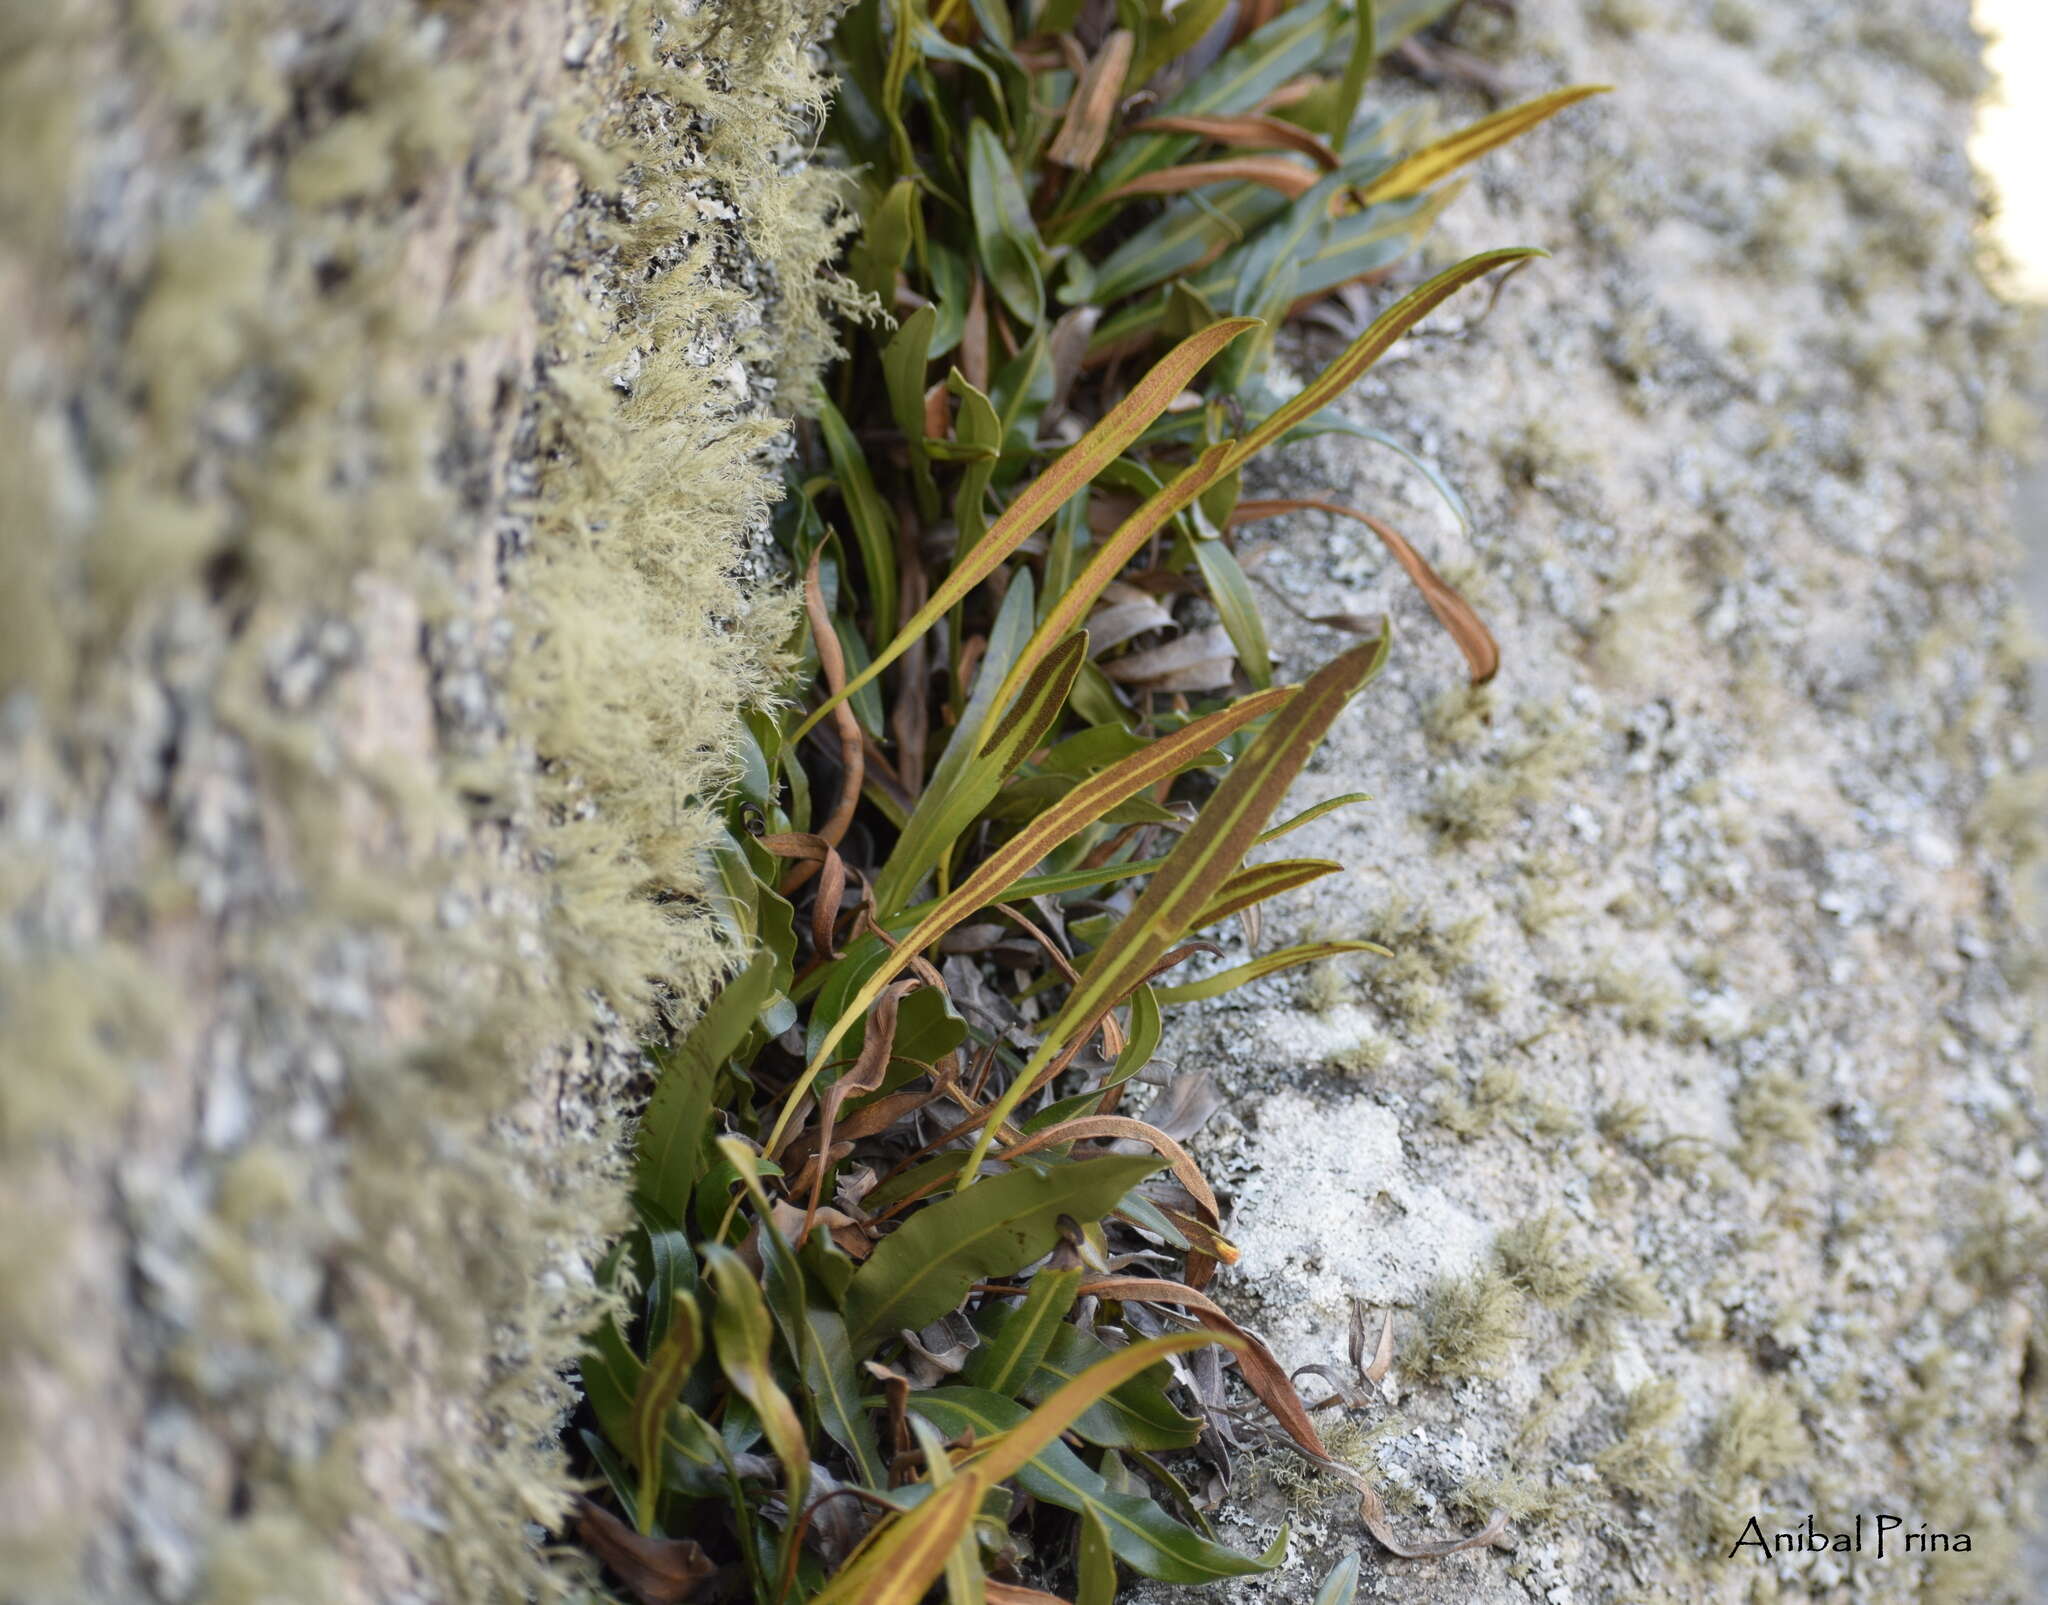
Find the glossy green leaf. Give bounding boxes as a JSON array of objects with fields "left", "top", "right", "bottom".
[
  {"left": 820, "top": 393, "right": 901, "bottom": 633},
  {"left": 842, "top": 1154, "right": 1163, "bottom": 1347},
  {"left": 630, "top": 1194, "right": 698, "bottom": 1348},
  {"left": 1077, "top": 1505, "right": 1118, "bottom": 1605},
  {"left": 637, "top": 953, "right": 771, "bottom": 1218},
  {"left": 1332, "top": 1, "right": 1377, "bottom": 150},
  {"left": 851, "top": 176, "right": 921, "bottom": 303},
  {"left": 885, "top": 304, "right": 941, "bottom": 520},
  {"left": 1191, "top": 534, "right": 1271, "bottom": 687},
  {"left": 963, "top": 1265, "right": 1083, "bottom": 1395},
  {"left": 968, "top": 119, "right": 1045, "bottom": 325},
  {"left": 1130, "top": 0, "right": 1230, "bottom": 87},
  {"left": 807, "top": 1305, "right": 887, "bottom": 1488},
  {"left": 946, "top": 368, "right": 1005, "bottom": 555},
  {"left": 1019, "top": 1325, "right": 1204, "bottom": 1450},
  {"left": 629, "top": 1290, "right": 701, "bottom": 1531}
]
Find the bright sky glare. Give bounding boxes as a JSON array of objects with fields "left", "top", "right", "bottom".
[{"left": 1973, "top": 0, "right": 2048, "bottom": 300}]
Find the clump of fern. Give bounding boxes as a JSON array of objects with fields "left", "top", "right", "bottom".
[{"left": 565, "top": 2, "right": 1603, "bottom": 1598}]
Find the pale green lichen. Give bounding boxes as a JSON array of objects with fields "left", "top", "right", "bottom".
[{"left": 0, "top": 0, "right": 849, "bottom": 1596}]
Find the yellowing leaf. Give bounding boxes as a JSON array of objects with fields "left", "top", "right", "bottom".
[
  {"left": 763, "top": 686, "right": 1294, "bottom": 1158},
  {"left": 1360, "top": 85, "right": 1610, "bottom": 203},
  {"left": 957, "top": 636, "right": 1389, "bottom": 1186},
  {"left": 791, "top": 319, "right": 1259, "bottom": 746}
]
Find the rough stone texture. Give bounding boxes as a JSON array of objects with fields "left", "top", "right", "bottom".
[
  {"left": 1129, "top": 2, "right": 2045, "bottom": 1601},
  {"left": 0, "top": 1, "right": 842, "bottom": 1599}
]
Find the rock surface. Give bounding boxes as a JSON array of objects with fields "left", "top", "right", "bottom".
[
  {"left": 0, "top": 1, "right": 840, "bottom": 1598},
  {"left": 1134, "top": 2, "right": 2045, "bottom": 1600}
]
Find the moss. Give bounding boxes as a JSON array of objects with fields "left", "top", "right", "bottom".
[
  {"left": 1595, "top": 1378, "right": 1683, "bottom": 1504},
  {"left": 1352, "top": 899, "right": 1481, "bottom": 1031},
  {"left": 1969, "top": 770, "right": 2048, "bottom": 865},
  {"left": 1420, "top": 707, "right": 1595, "bottom": 847},
  {"left": 1451, "top": 1467, "right": 1573, "bottom": 1527},
  {"left": 1408, "top": 1268, "right": 1525, "bottom": 1383},
  {"left": 1493, "top": 1211, "right": 1594, "bottom": 1311},
  {"left": 1330, "top": 1032, "right": 1393, "bottom": 1077},
  {"left": 1433, "top": 1063, "right": 1522, "bottom": 1138},
  {"left": 1595, "top": 1096, "right": 1651, "bottom": 1147},
  {"left": 1586, "top": 954, "right": 1682, "bottom": 1036},
  {"left": 1590, "top": 0, "right": 1657, "bottom": 39},
  {"left": 1702, "top": 1384, "right": 1809, "bottom": 1545},
  {"left": 1732, "top": 1068, "right": 1823, "bottom": 1177},
  {"left": 1582, "top": 1264, "right": 1669, "bottom": 1328},
  {"left": 1708, "top": 0, "right": 1759, "bottom": 44}
]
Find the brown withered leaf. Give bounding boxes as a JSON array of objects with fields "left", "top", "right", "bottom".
[
  {"left": 1102, "top": 623, "right": 1236, "bottom": 690},
  {"left": 1045, "top": 305, "right": 1103, "bottom": 426},
  {"left": 1087, "top": 581, "right": 1177, "bottom": 655},
  {"left": 1143, "top": 1069, "right": 1222, "bottom": 1142},
  {"left": 985, "top": 1584, "right": 1072, "bottom": 1605},
  {"left": 574, "top": 1497, "right": 714, "bottom": 1605},
  {"left": 1097, "top": 155, "right": 1323, "bottom": 205},
  {"left": 1232, "top": 498, "right": 1499, "bottom": 684},
  {"left": 1130, "top": 113, "right": 1341, "bottom": 170},
  {"left": 1048, "top": 29, "right": 1135, "bottom": 170}
]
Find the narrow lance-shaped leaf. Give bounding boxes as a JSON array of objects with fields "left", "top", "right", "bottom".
[
  {"left": 884, "top": 304, "right": 940, "bottom": 521},
  {"left": 968, "top": 118, "right": 1045, "bottom": 326},
  {"left": 969, "top": 1331, "right": 1234, "bottom": 1486},
  {"left": 1233, "top": 497, "right": 1498, "bottom": 683},
  {"left": 912, "top": 1415, "right": 987, "bottom": 1605},
  {"left": 811, "top": 1333, "right": 1232, "bottom": 1605},
  {"left": 1256, "top": 791, "right": 1373, "bottom": 843},
  {"left": 1015, "top": 1325, "right": 1204, "bottom": 1450},
  {"left": 808, "top": 1468, "right": 985, "bottom": 1605},
  {"left": 1089, "top": 156, "right": 1323, "bottom": 208},
  {"left": 1127, "top": 0, "right": 1231, "bottom": 88},
  {"left": 1150, "top": 939, "right": 1391, "bottom": 1005},
  {"left": 963, "top": 1264, "right": 1084, "bottom": 1396},
  {"left": 791, "top": 319, "right": 1259, "bottom": 745},
  {"left": 1191, "top": 534, "right": 1272, "bottom": 688},
  {"left": 629, "top": 1290, "right": 702, "bottom": 1532},
  {"left": 1360, "top": 85, "right": 1610, "bottom": 203},
  {"left": 1129, "top": 113, "right": 1341, "bottom": 169},
  {"left": 957, "top": 635, "right": 1390, "bottom": 1186},
  {"left": 914, "top": 1386, "right": 1277, "bottom": 1582},
  {"left": 702, "top": 1247, "right": 810, "bottom": 1578},
  {"left": 984, "top": 441, "right": 1240, "bottom": 716},
  {"left": 1315, "top": 1553, "right": 1363, "bottom": 1605},
  {"left": 762, "top": 686, "right": 1295, "bottom": 1159},
  {"left": 1188, "top": 857, "right": 1342, "bottom": 930},
  {"left": 807, "top": 1306, "right": 887, "bottom": 1488},
  {"left": 1226, "top": 248, "right": 1542, "bottom": 470},
  {"left": 867, "top": 583, "right": 1057, "bottom": 919},
  {"left": 819, "top": 393, "right": 900, "bottom": 635},
  {"left": 1331, "top": 0, "right": 1377, "bottom": 153}
]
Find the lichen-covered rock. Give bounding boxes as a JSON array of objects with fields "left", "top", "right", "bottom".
[
  {"left": 0, "top": 1, "right": 846, "bottom": 1598},
  {"left": 1129, "top": 2, "right": 2044, "bottom": 1600}
]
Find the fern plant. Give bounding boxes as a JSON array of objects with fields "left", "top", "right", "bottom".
[{"left": 569, "top": 2, "right": 1602, "bottom": 1598}]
